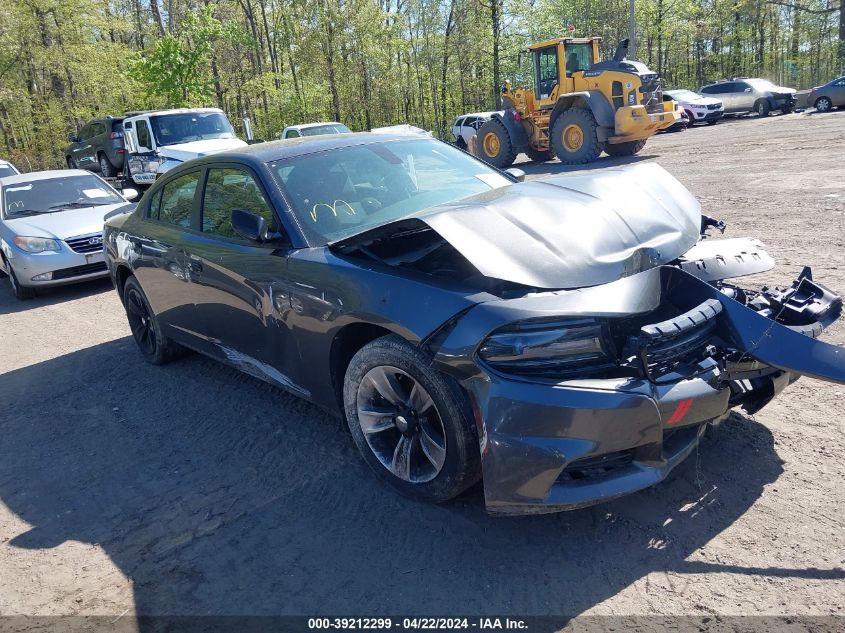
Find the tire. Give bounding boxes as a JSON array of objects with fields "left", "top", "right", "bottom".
[
  {"left": 475, "top": 118, "right": 516, "bottom": 168},
  {"left": 343, "top": 334, "right": 481, "bottom": 503},
  {"left": 98, "top": 153, "right": 117, "bottom": 177},
  {"left": 524, "top": 146, "right": 552, "bottom": 162},
  {"left": 122, "top": 276, "right": 183, "bottom": 365},
  {"left": 7, "top": 264, "right": 36, "bottom": 300},
  {"left": 815, "top": 97, "right": 833, "bottom": 113},
  {"left": 454, "top": 137, "right": 467, "bottom": 150},
  {"left": 781, "top": 105, "right": 793, "bottom": 115},
  {"left": 67, "top": 157, "right": 78, "bottom": 169},
  {"left": 604, "top": 138, "right": 647, "bottom": 157},
  {"left": 755, "top": 99, "right": 771, "bottom": 117},
  {"left": 550, "top": 108, "right": 602, "bottom": 164},
  {"left": 707, "top": 119, "right": 718, "bottom": 125}
]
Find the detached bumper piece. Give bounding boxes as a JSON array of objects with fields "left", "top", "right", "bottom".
[{"left": 469, "top": 266, "right": 845, "bottom": 515}]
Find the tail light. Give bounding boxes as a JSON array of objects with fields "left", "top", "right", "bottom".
[{"left": 513, "top": 112, "right": 522, "bottom": 121}]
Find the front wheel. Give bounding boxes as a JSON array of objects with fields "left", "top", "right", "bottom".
[
  {"left": 7, "top": 264, "right": 36, "bottom": 300},
  {"left": 343, "top": 335, "right": 481, "bottom": 502},
  {"left": 550, "top": 108, "right": 602, "bottom": 164},
  {"left": 755, "top": 99, "right": 771, "bottom": 117},
  {"left": 604, "top": 138, "right": 647, "bottom": 157},
  {"left": 815, "top": 97, "right": 833, "bottom": 113},
  {"left": 476, "top": 118, "right": 516, "bottom": 168},
  {"left": 123, "top": 276, "right": 183, "bottom": 365}
]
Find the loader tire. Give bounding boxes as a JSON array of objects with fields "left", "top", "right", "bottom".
[
  {"left": 604, "top": 139, "right": 647, "bottom": 157},
  {"left": 525, "top": 146, "right": 552, "bottom": 162},
  {"left": 550, "top": 108, "right": 602, "bottom": 164},
  {"left": 476, "top": 118, "right": 516, "bottom": 168}
]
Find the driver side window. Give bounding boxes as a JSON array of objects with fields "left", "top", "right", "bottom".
[{"left": 202, "top": 168, "right": 275, "bottom": 239}]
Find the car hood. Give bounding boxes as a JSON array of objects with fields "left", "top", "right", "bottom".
[
  {"left": 3, "top": 202, "right": 132, "bottom": 240},
  {"left": 769, "top": 85, "right": 797, "bottom": 95},
  {"left": 685, "top": 95, "right": 722, "bottom": 107},
  {"left": 333, "top": 162, "right": 702, "bottom": 290},
  {"left": 158, "top": 138, "right": 247, "bottom": 162}
]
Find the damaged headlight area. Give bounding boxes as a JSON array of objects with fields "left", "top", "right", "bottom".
[{"left": 478, "top": 319, "right": 614, "bottom": 375}]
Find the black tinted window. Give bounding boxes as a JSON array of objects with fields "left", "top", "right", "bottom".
[
  {"left": 136, "top": 121, "right": 152, "bottom": 148},
  {"left": 156, "top": 172, "right": 199, "bottom": 228},
  {"left": 201, "top": 168, "right": 275, "bottom": 238}
]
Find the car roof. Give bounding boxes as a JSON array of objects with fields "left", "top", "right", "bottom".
[
  {"left": 125, "top": 107, "right": 225, "bottom": 119},
  {"left": 0, "top": 169, "right": 93, "bottom": 186},
  {"left": 457, "top": 111, "right": 498, "bottom": 118},
  {"left": 203, "top": 132, "right": 434, "bottom": 165},
  {"left": 288, "top": 121, "right": 344, "bottom": 130}
]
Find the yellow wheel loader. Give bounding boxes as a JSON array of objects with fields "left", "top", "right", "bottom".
[{"left": 476, "top": 38, "right": 679, "bottom": 167}]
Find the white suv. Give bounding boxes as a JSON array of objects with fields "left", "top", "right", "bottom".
[
  {"left": 451, "top": 112, "right": 501, "bottom": 148},
  {"left": 664, "top": 89, "right": 724, "bottom": 125}
]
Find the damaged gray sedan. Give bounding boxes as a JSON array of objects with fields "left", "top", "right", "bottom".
[{"left": 103, "top": 134, "right": 845, "bottom": 515}]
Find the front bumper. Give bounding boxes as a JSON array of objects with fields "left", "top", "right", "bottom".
[
  {"left": 612, "top": 102, "right": 679, "bottom": 141},
  {"left": 433, "top": 265, "right": 843, "bottom": 515},
  {"left": 3, "top": 240, "right": 107, "bottom": 288},
  {"left": 691, "top": 109, "right": 724, "bottom": 122}
]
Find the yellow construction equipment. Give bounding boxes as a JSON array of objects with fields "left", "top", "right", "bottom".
[{"left": 476, "top": 38, "right": 679, "bottom": 166}]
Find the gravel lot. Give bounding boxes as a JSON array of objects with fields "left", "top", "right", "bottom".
[{"left": 1, "top": 110, "right": 843, "bottom": 625}]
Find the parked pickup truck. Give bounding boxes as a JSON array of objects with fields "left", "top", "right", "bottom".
[{"left": 122, "top": 108, "right": 247, "bottom": 186}]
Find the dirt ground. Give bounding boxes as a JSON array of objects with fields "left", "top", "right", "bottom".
[{"left": 0, "top": 110, "right": 843, "bottom": 627}]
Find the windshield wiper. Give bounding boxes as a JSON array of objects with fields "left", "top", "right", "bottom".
[{"left": 47, "top": 201, "right": 112, "bottom": 210}]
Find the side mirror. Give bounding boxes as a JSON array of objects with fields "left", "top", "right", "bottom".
[
  {"left": 121, "top": 187, "right": 139, "bottom": 201},
  {"left": 504, "top": 167, "right": 526, "bottom": 182},
  {"left": 231, "top": 208, "right": 278, "bottom": 242}
]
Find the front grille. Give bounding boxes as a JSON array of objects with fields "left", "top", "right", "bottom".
[
  {"left": 558, "top": 449, "right": 635, "bottom": 482},
  {"left": 639, "top": 74, "right": 663, "bottom": 113},
  {"left": 65, "top": 233, "right": 104, "bottom": 254},
  {"left": 52, "top": 262, "right": 107, "bottom": 280},
  {"left": 707, "top": 103, "right": 720, "bottom": 110}
]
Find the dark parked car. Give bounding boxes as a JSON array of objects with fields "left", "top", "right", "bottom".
[
  {"left": 809, "top": 76, "right": 845, "bottom": 112},
  {"left": 103, "top": 134, "right": 845, "bottom": 515},
  {"left": 65, "top": 116, "right": 125, "bottom": 177}
]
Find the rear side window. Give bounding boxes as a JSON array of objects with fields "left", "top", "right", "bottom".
[
  {"left": 201, "top": 168, "right": 275, "bottom": 238},
  {"left": 284, "top": 129, "right": 300, "bottom": 139},
  {"left": 155, "top": 172, "right": 199, "bottom": 228}
]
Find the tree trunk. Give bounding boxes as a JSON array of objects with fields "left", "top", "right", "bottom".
[{"left": 149, "top": 0, "right": 166, "bottom": 37}]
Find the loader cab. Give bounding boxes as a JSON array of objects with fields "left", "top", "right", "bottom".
[{"left": 529, "top": 38, "right": 601, "bottom": 102}]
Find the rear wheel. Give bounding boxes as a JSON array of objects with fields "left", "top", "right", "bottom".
[
  {"left": 815, "top": 96, "right": 833, "bottom": 113},
  {"left": 604, "top": 138, "right": 647, "bottom": 157},
  {"left": 343, "top": 335, "right": 481, "bottom": 502},
  {"left": 476, "top": 118, "right": 516, "bottom": 168},
  {"left": 755, "top": 99, "right": 771, "bottom": 117},
  {"left": 707, "top": 119, "right": 718, "bottom": 125},
  {"left": 66, "top": 157, "right": 78, "bottom": 169},
  {"left": 454, "top": 137, "right": 467, "bottom": 150},
  {"left": 550, "top": 108, "right": 602, "bottom": 165},
  {"left": 123, "top": 276, "right": 183, "bottom": 365},
  {"left": 98, "top": 153, "right": 117, "bottom": 177},
  {"left": 525, "top": 146, "right": 552, "bottom": 162}
]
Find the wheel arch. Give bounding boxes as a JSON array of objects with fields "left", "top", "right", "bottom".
[
  {"left": 330, "top": 322, "right": 396, "bottom": 410},
  {"left": 550, "top": 91, "right": 615, "bottom": 130},
  {"left": 114, "top": 263, "right": 134, "bottom": 303}
]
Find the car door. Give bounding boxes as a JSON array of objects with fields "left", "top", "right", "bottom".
[
  {"left": 460, "top": 117, "right": 477, "bottom": 142},
  {"left": 732, "top": 81, "right": 755, "bottom": 111},
  {"left": 72, "top": 123, "right": 94, "bottom": 167},
  {"left": 180, "top": 164, "right": 294, "bottom": 380},
  {"left": 132, "top": 169, "right": 203, "bottom": 344},
  {"left": 832, "top": 78, "right": 845, "bottom": 105}
]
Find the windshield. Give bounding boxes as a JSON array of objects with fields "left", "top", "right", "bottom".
[
  {"left": 747, "top": 79, "right": 777, "bottom": 90},
  {"left": 668, "top": 90, "right": 700, "bottom": 101},
  {"left": 2, "top": 175, "right": 123, "bottom": 219},
  {"left": 300, "top": 124, "right": 352, "bottom": 137},
  {"left": 0, "top": 164, "right": 17, "bottom": 178},
  {"left": 150, "top": 112, "right": 236, "bottom": 146},
  {"left": 269, "top": 139, "right": 512, "bottom": 244}
]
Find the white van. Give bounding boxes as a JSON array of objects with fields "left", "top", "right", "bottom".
[{"left": 122, "top": 108, "right": 247, "bottom": 186}]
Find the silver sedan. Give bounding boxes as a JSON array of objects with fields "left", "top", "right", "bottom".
[{"left": 0, "top": 169, "right": 137, "bottom": 299}]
